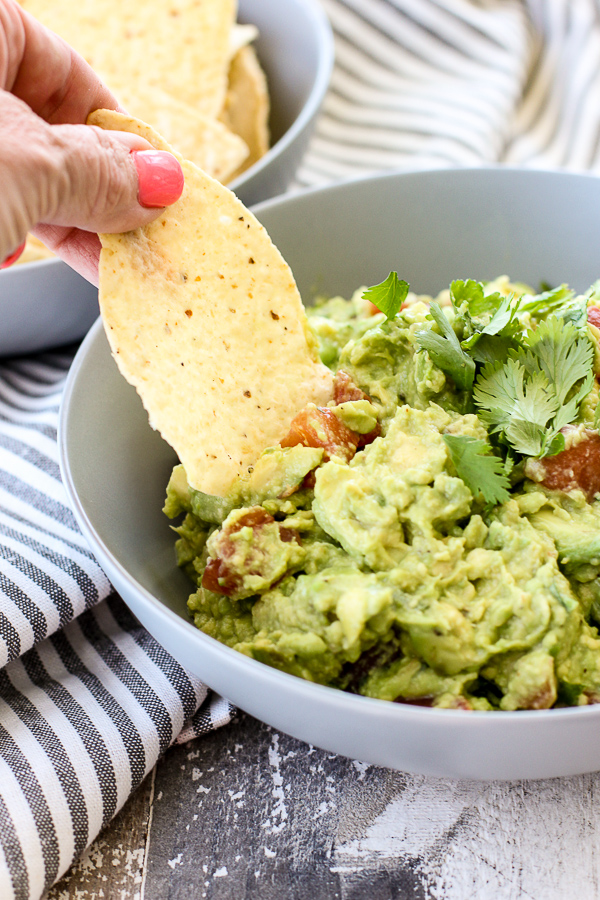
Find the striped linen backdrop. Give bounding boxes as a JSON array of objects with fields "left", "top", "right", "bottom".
[{"left": 1, "top": 1, "right": 599, "bottom": 897}]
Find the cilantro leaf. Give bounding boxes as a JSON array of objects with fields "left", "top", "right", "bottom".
[
  {"left": 509, "top": 368, "right": 561, "bottom": 431},
  {"left": 516, "top": 316, "right": 593, "bottom": 404},
  {"left": 473, "top": 358, "right": 531, "bottom": 431},
  {"left": 450, "top": 279, "right": 508, "bottom": 319},
  {"left": 586, "top": 280, "right": 600, "bottom": 304},
  {"left": 416, "top": 302, "right": 476, "bottom": 391},
  {"left": 467, "top": 333, "right": 518, "bottom": 366},
  {"left": 518, "top": 284, "right": 574, "bottom": 318},
  {"left": 481, "top": 294, "right": 520, "bottom": 336},
  {"left": 552, "top": 371, "right": 595, "bottom": 433},
  {"left": 450, "top": 279, "right": 488, "bottom": 316},
  {"left": 474, "top": 359, "right": 559, "bottom": 455},
  {"left": 449, "top": 279, "right": 525, "bottom": 375},
  {"left": 442, "top": 434, "right": 511, "bottom": 505},
  {"left": 472, "top": 316, "right": 594, "bottom": 459},
  {"left": 545, "top": 432, "right": 566, "bottom": 457},
  {"left": 558, "top": 292, "right": 589, "bottom": 327},
  {"left": 461, "top": 293, "right": 522, "bottom": 352},
  {"left": 505, "top": 417, "right": 549, "bottom": 457},
  {"left": 362, "top": 272, "right": 409, "bottom": 319}
]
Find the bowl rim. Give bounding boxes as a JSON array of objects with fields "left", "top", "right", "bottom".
[
  {"left": 58, "top": 164, "right": 600, "bottom": 729},
  {"left": 248, "top": 159, "right": 600, "bottom": 213},
  {"left": 228, "top": 0, "right": 334, "bottom": 194}
]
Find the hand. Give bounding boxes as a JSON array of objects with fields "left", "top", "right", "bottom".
[{"left": 0, "top": 0, "right": 184, "bottom": 284}]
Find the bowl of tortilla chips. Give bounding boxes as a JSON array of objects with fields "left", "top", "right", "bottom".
[
  {"left": 0, "top": 0, "right": 333, "bottom": 356},
  {"left": 59, "top": 163, "right": 600, "bottom": 781}
]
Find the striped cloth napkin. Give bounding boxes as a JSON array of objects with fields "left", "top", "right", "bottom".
[{"left": 1, "top": 0, "right": 599, "bottom": 897}]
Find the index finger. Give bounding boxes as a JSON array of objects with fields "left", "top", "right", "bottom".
[{"left": 1, "top": 0, "right": 119, "bottom": 124}]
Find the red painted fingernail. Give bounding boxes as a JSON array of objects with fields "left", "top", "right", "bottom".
[
  {"left": 0, "top": 240, "right": 26, "bottom": 269},
  {"left": 131, "top": 150, "right": 184, "bottom": 208}
]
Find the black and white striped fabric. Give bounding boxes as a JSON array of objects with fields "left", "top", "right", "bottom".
[
  {"left": 296, "top": 0, "right": 600, "bottom": 189},
  {"left": 0, "top": 350, "right": 234, "bottom": 898},
  {"left": 1, "top": 0, "right": 599, "bottom": 897}
]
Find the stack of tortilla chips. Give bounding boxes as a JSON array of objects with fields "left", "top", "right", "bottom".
[{"left": 17, "top": 0, "right": 269, "bottom": 262}]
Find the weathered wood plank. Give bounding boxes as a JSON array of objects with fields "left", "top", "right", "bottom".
[
  {"left": 45, "top": 712, "right": 600, "bottom": 900},
  {"left": 46, "top": 767, "right": 154, "bottom": 899},
  {"left": 138, "top": 714, "right": 426, "bottom": 900}
]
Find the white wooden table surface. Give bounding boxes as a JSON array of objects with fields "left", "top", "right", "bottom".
[{"left": 45, "top": 711, "right": 600, "bottom": 900}]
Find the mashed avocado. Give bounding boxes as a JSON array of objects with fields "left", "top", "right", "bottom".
[{"left": 165, "top": 276, "right": 600, "bottom": 710}]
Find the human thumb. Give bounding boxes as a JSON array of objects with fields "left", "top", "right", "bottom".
[
  {"left": 0, "top": 91, "right": 183, "bottom": 261},
  {"left": 39, "top": 123, "right": 184, "bottom": 232}
]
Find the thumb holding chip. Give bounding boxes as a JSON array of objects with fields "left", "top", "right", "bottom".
[{"left": 0, "top": 0, "right": 184, "bottom": 283}]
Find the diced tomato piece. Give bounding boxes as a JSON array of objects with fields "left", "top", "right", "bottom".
[
  {"left": 228, "top": 507, "right": 273, "bottom": 530},
  {"left": 588, "top": 306, "right": 600, "bottom": 329},
  {"left": 301, "top": 470, "right": 317, "bottom": 491},
  {"left": 449, "top": 697, "right": 473, "bottom": 711},
  {"left": 279, "top": 526, "right": 298, "bottom": 543},
  {"left": 201, "top": 507, "right": 295, "bottom": 596},
  {"left": 332, "top": 371, "right": 380, "bottom": 448},
  {"left": 296, "top": 423, "right": 378, "bottom": 487},
  {"left": 357, "top": 422, "right": 381, "bottom": 449},
  {"left": 282, "top": 378, "right": 380, "bottom": 487},
  {"left": 539, "top": 430, "right": 600, "bottom": 501},
  {"left": 367, "top": 301, "right": 408, "bottom": 316},
  {"left": 333, "top": 370, "right": 371, "bottom": 404},
  {"left": 281, "top": 406, "right": 360, "bottom": 463},
  {"left": 522, "top": 684, "right": 556, "bottom": 710},
  {"left": 201, "top": 558, "right": 230, "bottom": 594}
]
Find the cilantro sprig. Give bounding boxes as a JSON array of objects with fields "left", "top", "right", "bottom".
[
  {"left": 442, "top": 434, "right": 511, "bottom": 505},
  {"left": 473, "top": 317, "right": 594, "bottom": 457},
  {"left": 450, "top": 278, "right": 507, "bottom": 319},
  {"left": 414, "top": 280, "right": 523, "bottom": 392},
  {"left": 413, "top": 279, "right": 595, "bottom": 461},
  {"left": 361, "top": 271, "right": 597, "bottom": 505},
  {"left": 416, "top": 302, "right": 475, "bottom": 391},
  {"left": 518, "top": 284, "right": 574, "bottom": 318},
  {"left": 362, "top": 271, "right": 409, "bottom": 319}
]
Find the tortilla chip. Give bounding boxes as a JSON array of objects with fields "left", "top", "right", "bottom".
[
  {"left": 19, "top": 0, "right": 235, "bottom": 118},
  {"left": 220, "top": 45, "right": 270, "bottom": 179},
  {"left": 229, "top": 23, "right": 259, "bottom": 58},
  {"left": 89, "top": 110, "right": 333, "bottom": 497},
  {"left": 109, "top": 81, "right": 249, "bottom": 183},
  {"left": 16, "top": 235, "right": 54, "bottom": 265}
]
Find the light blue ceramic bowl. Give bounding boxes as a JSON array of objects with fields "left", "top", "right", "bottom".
[
  {"left": 230, "top": 0, "right": 334, "bottom": 206},
  {"left": 60, "top": 167, "right": 600, "bottom": 781}
]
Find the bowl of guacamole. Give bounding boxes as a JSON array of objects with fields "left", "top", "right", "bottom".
[
  {"left": 60, "top": 167, "right": 600, "bottom": 779},
  {"left": 164, "top": 273, "right": 600, "bottom": 713}
]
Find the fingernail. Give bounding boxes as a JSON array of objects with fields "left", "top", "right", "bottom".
[
  {"left": 131, "top": 150, "right": 184, "bottom": 208},
  {"left": 1, "top": 241, "right": 26, "bottom": 269}
]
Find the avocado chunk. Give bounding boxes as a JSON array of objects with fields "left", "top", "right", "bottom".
[{"left": 520, "top": 489, "right": 600, "bottom": 573}]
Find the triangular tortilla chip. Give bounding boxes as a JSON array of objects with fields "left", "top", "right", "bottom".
[
  {"left": 17, "top": 235, "right": 54, "bottom": 265},
  {"left": 229, "top": 23, "right": 259, "bottom": 58},
  {"left": 19, "top": 0, "right": 235, "bottom": 118},
  {"left": 88, "top": 110, "right": 333, "bottom": 497},
  {"left": 109, "top": 80, "right": 249, "bottom": 183},
  {"left": 220, "top": 44, "right": 270, "bottom": 179}
]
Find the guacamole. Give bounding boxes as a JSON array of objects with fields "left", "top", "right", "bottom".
[{"left": 164, "top": 275, "right": 600, "bottom": 710}]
